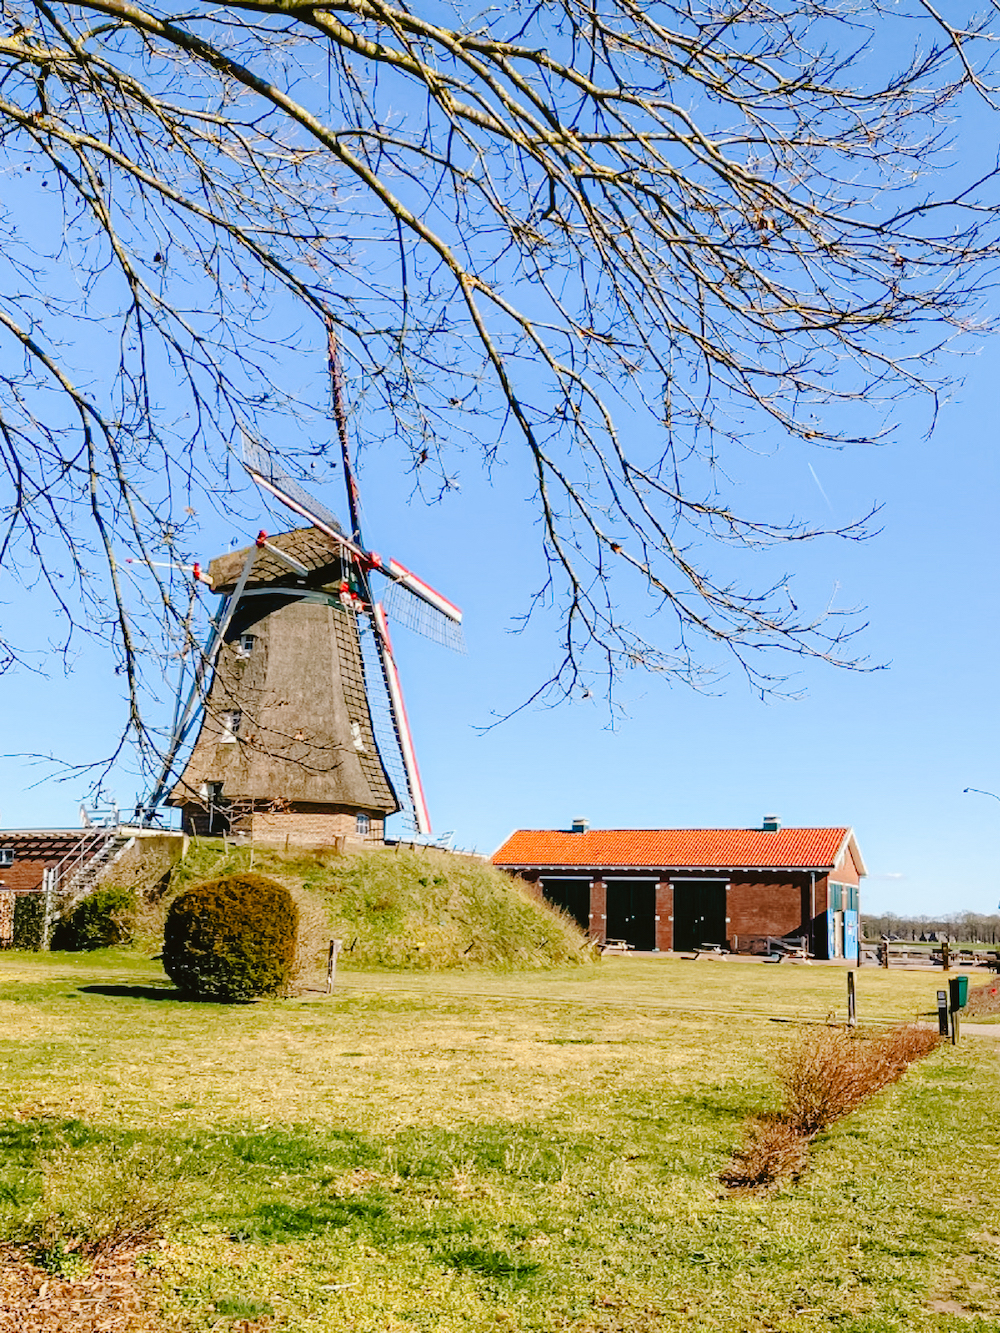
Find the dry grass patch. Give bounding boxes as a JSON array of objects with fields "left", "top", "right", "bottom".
[{"left": 0, "top": 1243, "right": 169, "bottom": 1333}]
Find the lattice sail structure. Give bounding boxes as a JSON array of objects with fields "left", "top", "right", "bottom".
[
  {"left": 242, "top": 436, "right": 346, "bottom": 537},
  {"left": 382, "top": 578, "right": 466, "bottom": 654},
  {"left": 357, "top": 615, "right": 419, "bottom": 834}
]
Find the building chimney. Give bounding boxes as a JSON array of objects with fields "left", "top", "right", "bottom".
[
  {"left": 571, "top": 817, "right": 589, "bottom": 834},
  {"left": 762, "top": 814, "right": 780, "bottom": 833}
]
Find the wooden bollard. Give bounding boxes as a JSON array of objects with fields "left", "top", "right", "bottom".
[{"left": 326, "top": 938, "right": 343, "bottom": 994}]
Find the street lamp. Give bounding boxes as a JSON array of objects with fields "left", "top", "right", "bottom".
[{"left": 963, "top": 788, "right": 1000, "bottom": 923}]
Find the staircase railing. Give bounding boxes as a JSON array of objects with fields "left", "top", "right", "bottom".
[{"left": 42, "top": 824, "right": 123, "bottom": 947}]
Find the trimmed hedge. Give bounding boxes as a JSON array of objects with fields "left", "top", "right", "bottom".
[
  {"left": 51, "top": 885, "right": 136, "bottom": 951},
  {"left": 12, "top": 894, "right": 44, "bottom": 950},
  {"left": 163, "top": 873, "right": 298, "bottom": 1001}
]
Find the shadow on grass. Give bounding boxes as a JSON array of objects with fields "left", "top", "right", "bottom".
[{"left": 78, "top": 983, "right": 192, "bottom": 1002}]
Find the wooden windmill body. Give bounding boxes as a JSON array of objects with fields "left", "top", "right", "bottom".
[{"left": 167, "top": 528, "right": 399, "bottom": 845}]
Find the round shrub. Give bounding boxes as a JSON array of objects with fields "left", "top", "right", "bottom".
[{"left": 163, "top": 873, "right": 298, "bottom": 1001}]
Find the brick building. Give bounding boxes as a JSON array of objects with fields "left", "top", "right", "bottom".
[
  {"left": 0, "top": 830, "right": 83, "bottom": 896},
  {"left": 491, "top": 818, "right": 865, "bottom": 959}
]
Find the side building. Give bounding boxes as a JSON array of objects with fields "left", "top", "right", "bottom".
[{"left": 491, "top": 817, "right": 865, "bottom": 959}]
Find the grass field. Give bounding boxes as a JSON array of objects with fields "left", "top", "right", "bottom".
[{"left": 2, "top": 950, "right": 999, "bottom": 1331}]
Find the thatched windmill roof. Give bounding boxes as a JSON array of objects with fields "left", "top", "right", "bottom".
[{"left": 208, "top": 527, "right": 344, "bottom": 592}]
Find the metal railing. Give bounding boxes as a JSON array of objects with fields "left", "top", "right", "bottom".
[{"left": 42, "top": 824, "right": 123, "bottom": 947}]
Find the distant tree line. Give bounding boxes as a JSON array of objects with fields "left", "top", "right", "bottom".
[{"left": 861, "top": 912, "right": 1000, "bottom": 945}]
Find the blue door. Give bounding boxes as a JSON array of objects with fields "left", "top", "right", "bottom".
[{"left": 843, "top": 910, "right": 859, "bottom": 962}]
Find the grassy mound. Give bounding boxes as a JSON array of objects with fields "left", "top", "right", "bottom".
[{"left": 164, "top": 841, "right": 592, "bottom": 972}]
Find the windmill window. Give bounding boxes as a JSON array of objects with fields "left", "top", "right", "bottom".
[
  {"left": 237, "top": 633, "right": 256, "bottom": 656},
  {"left": 0, "top": 850, "right": 13, "bottom": 869},
  {"left": 351, "top": 720, "right": 366, "bottom": 752},
  {"left": 220, "top": 710, "right": 242, "bottom": 742},
  {"left": 356, "top": 812, "right": 370, "bottom": 836}
]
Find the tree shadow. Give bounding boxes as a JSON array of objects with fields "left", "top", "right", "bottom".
[{"left": 78, "top": 983, "right": 198, "bottom": 1002}]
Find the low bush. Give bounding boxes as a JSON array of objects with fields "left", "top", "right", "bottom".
[
  {"left": 722, "top": 1023, "right": 941, "bottom": 1192},
  {"left": 12, "top": 894, "right": 44, "bottom": 950},
  {"left": 163, "top": 873, "right": 298, "bottom": 1001},
  {"left": 718, "top": 1115, "right": 808, "bottom": 1191},
  {"left": 779, "top": 1024, "right": 941, "bottom": 1137},
  {"left": 51, "top": 885, "right": 137, "bottom": 951}
]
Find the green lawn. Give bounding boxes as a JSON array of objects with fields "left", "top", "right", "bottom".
[{"left": 2, "top": 950, "right": 998, "bottom": 1331}]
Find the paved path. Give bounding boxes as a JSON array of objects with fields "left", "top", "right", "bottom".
[{"left": 917, "top": 1019, "right": 1000, "bottom": 1039}]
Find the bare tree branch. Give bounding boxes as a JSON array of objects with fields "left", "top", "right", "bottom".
[{"left": 1, "top": 0, "right": 999, "bottom": 780}]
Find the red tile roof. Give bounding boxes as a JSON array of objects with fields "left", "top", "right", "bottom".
[{"left": 492, "top": 827, "right": 862, "bottom": 872}]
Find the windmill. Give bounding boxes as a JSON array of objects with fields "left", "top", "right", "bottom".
[{"left": 141, "top": 352, "right": 463, "bottom": 844}]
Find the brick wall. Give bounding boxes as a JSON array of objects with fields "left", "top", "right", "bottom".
[
  {"left": 181, "top": 802, "right": 384, "bottom": 847},
  {"left": 727, "top": 876, "right": 811, "bottom": 944},
  {"left": 0, "top": 832, "right": 83, "bottom": 894},
  {"left": 655, "top": 880, "right": 672, "bottom": 951},
  {"left": 0, "top": 859, "right": 46, "bottom": 894},
  {"left": 588, "top": 878, "right": 607, "bottom": 942}
]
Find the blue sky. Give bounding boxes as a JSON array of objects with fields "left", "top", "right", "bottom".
[
  {"left": 3, "top": 11, "right": 1000, "bottom": 919},
  {"left": 3, "top": 330, "right": 999, "bottom": 918}
]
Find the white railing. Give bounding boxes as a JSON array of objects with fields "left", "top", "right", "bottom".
[
  {"left": 51, "top": 824, "right": 120, "bottom": 893},
  {"left": 41, "top": 825, "right": 123, "bottom": 947}
]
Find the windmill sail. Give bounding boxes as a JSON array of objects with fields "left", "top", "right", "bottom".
[
  {"left": 243, "top": 435, "right": 464, "bottom": 646},
  {"left": 242, "top": 436, "right": 346, "bottom": 537},
  {"left": 382, "top": 578, "right": 466, "bottom": 653},
  {"left": 357, "top": 615, "right": 424, "bottom": 834}
]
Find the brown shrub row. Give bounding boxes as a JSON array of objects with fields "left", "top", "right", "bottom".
[{"left": 721, "top": 1024, "right": 941, "bottom": 1192}]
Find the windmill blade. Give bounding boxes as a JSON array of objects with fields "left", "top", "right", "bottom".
[
  {"left": 359, "top": 605, "right": 432, "bottom": 835},
  {"left": 382, "top": 577, "right": 466, "bottom": 653},
  {"left": 384, "top": 559, "right": 460, "bottom": 621},
  {"left": 141, "top": 544, "right": 258, "bottom": 821},
  {"left": 357, "top": 618, "right": 417, "bottom": 833},
  {"left": 241, "top": 435, "right": 371, "bottom": 566}
]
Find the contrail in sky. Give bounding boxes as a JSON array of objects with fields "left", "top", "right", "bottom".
[{"left": 807, "top": 462, "right": 834, "bottom": 514}]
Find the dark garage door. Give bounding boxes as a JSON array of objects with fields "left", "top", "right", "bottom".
[
  {"left": 672, "top": 881, "right": 727, "bottom": 952},
  {"left": 541, "top": 878, "right": 591, "bottom": 933},
  {"left": 605, "top": 879, "right": 656, "bottom": 951}
]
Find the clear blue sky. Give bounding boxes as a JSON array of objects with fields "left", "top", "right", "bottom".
[{"left": 3, "top": 333, "right": 999, "bottom": 918}]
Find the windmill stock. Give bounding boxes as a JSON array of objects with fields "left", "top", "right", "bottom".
[{"left": 140, "top": 427, "right": 464, "bottom": 843}]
